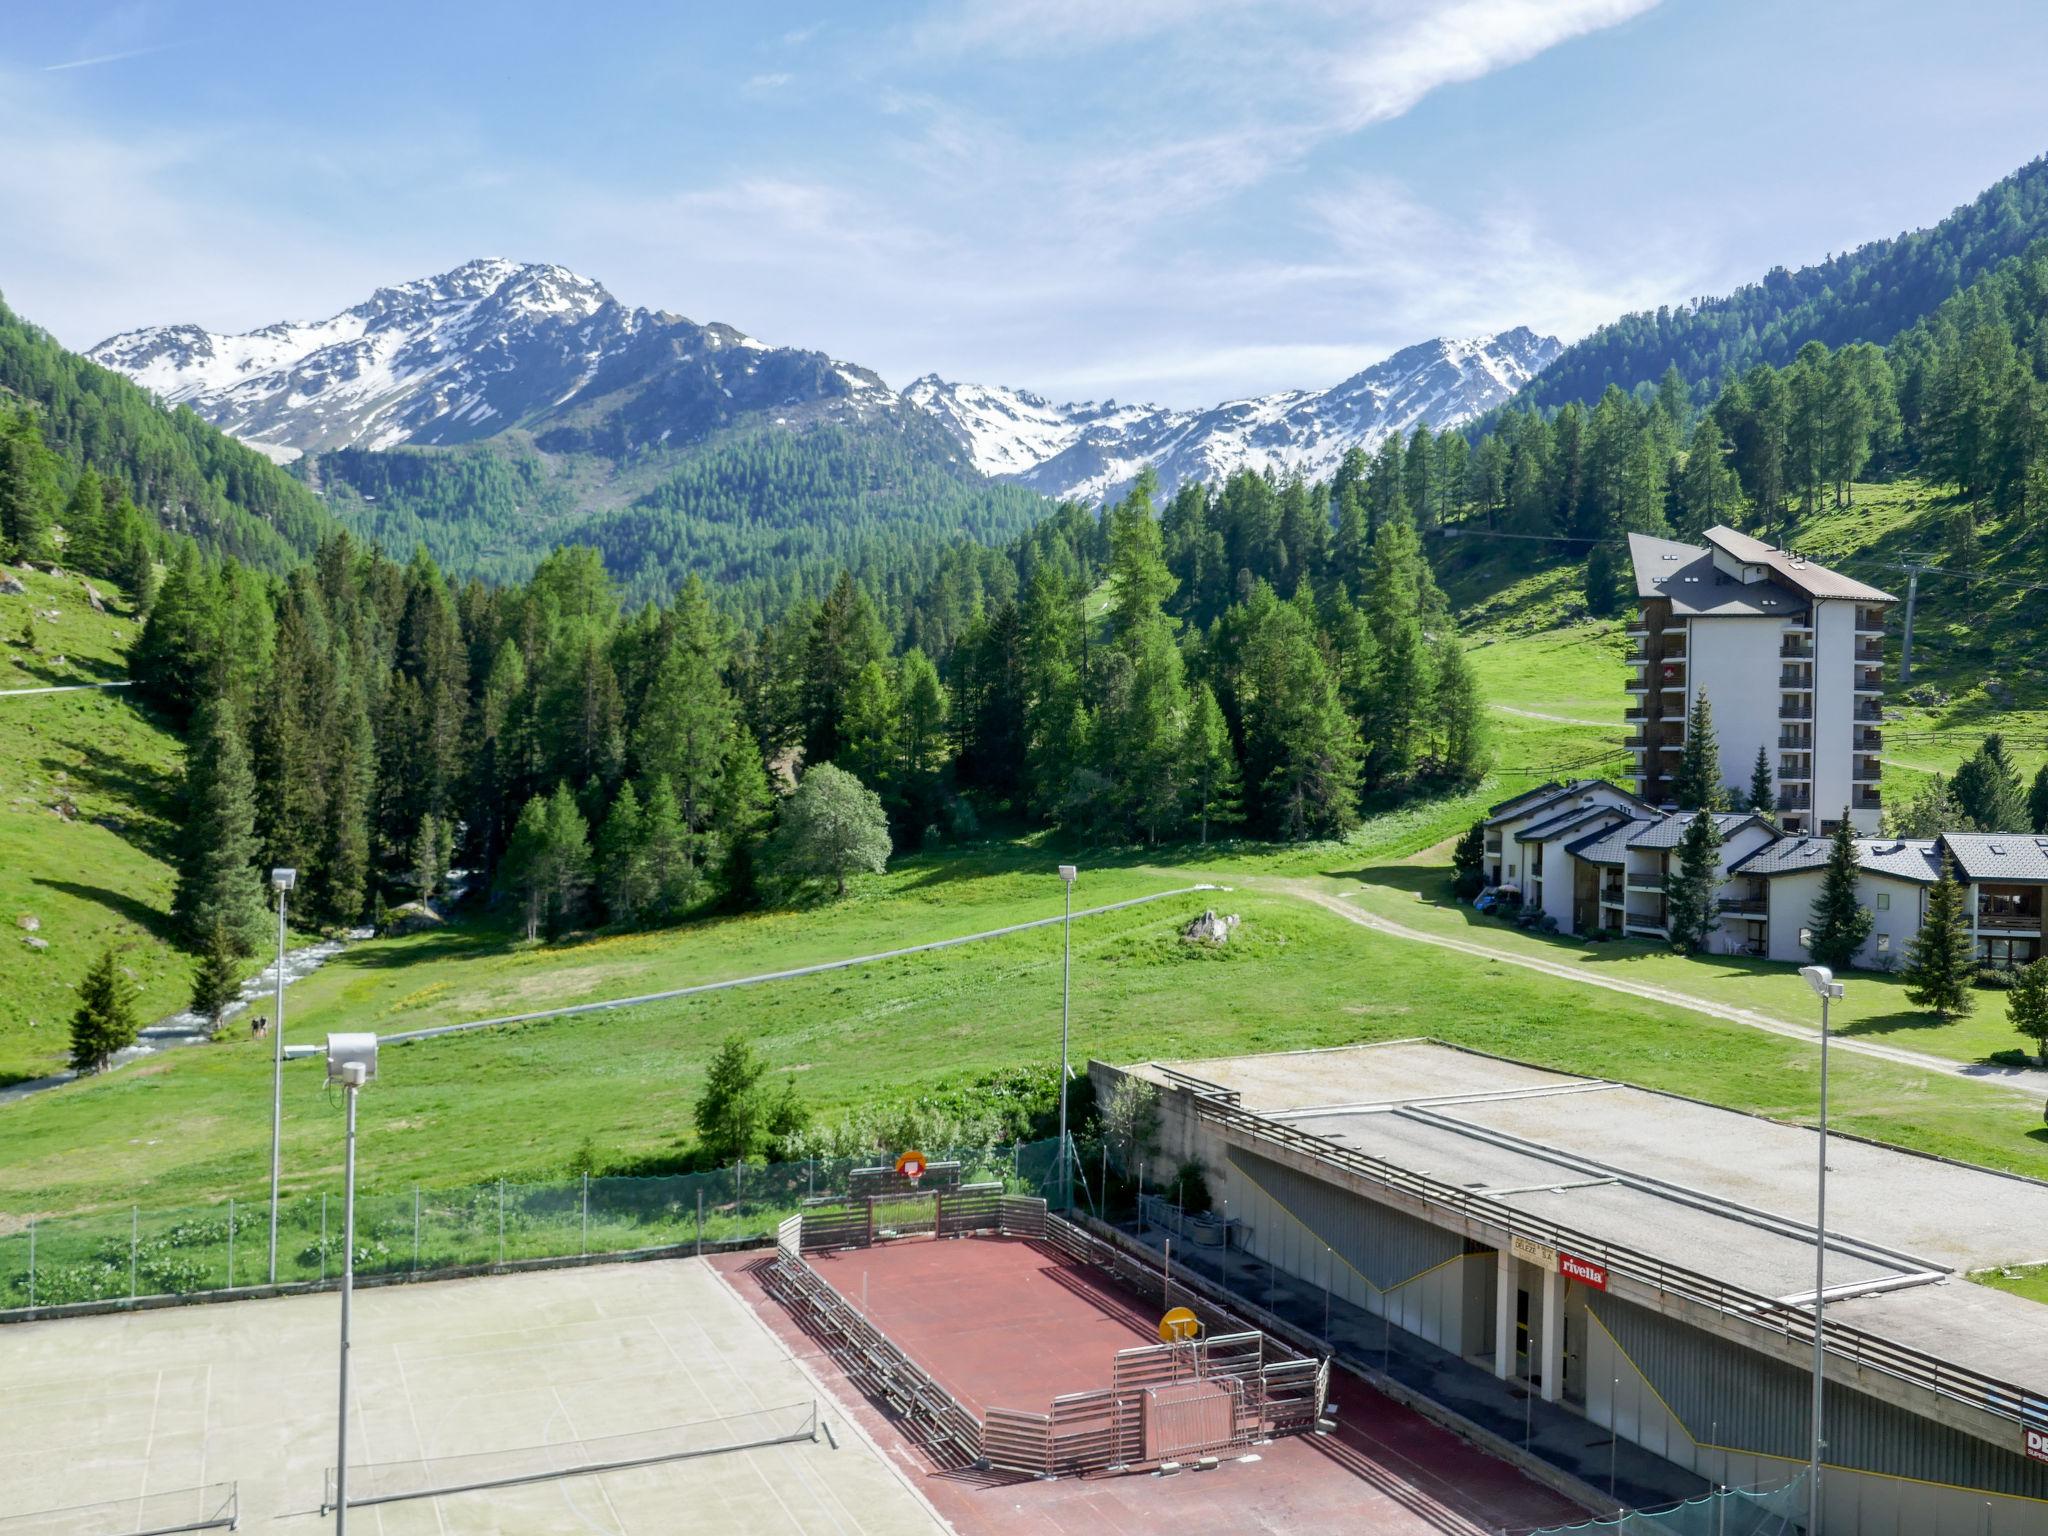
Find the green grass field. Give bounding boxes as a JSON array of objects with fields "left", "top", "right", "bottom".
[
  {"left": 7, "top": 479, "right": 2048, "bottom": 1241},
  {"left": 0, "top": 568, "right": 194, "bottom": 1085}
]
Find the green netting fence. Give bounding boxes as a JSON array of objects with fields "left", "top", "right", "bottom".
[
  {"left": 0, "top": 1136, "right": 1067, "bottom": 1313},
  {"left": 1522, "top": 1472, "right": 1807, "bottom": 1536}
]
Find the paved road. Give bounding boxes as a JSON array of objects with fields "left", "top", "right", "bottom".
[
  {"left": 0, "top": 680, "right": 132, "bottom": 697},
  {"left": 1276, "top": 879, "right": 2048, "bottom": 1097}
]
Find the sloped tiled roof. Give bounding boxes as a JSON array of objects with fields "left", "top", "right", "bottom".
[
  {"left": 1939, "top": 833, "right": 2048, "bottom": 883},
  {"left": 1487, "top": 781, "right": 1563, "bottom": 817},
  {"left": 1486, "top": 778, "right": 1652, "bottom": 829},
  {"left": 1703, "top": 526, "right": 1897, "bottom": 603},
  {"left": 1624, "top": 811, "right": 1772, "bottom": 851},
  {"left": 1567, "top": 816, "right": 1655, "bottom": 864},
  {"left": 1731, "top": 837, "right": 1942, "bottom": 884},
  {"left": 1517, "top": 804, "right": 1632, "bottom": 844}
]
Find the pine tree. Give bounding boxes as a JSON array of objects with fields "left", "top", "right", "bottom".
[
  {"left": 799, "top": 572, "right": 886, "bottom": 768},
  {"left": 1901, "top": 854, "right": 1976, "bottom": 1021},
  {"left": 1673, "top": 690, "right": 1724, "bottom": 811},
  {"left": 839, "top": 660, "right": 900, "bottom": 803},
  {"left": 0, "top": 407, "right": 59, "bottom": 564},
  {"left": 69, "top": 944, "right": 140, "bottom": 1074},
  {"left": 1952, "top": 733, "right": 2026, "bottom": 832},
  {"left": 172, "top": 694, "right": 266, "bottom": 955},
  {"left": 1748, "top": 746, "right": 1774, "bottom": 814},
  {"left": 1181, "top": 682, "right": 1240, "bottom": 844},
  {"left": 1666, "top": 811, "right": 1724, "bottom": 954},
  {"left": 694, "top": 1035, "right": 770, "bottom": 1165},
  {"left": 316, "top": 671, "right": 373, "bottom": 927},
  {"left": 1451, "top": 818, "right": 1488, "bottom": 899},
  {"left": 1805, "top": 817, "right": 1874, "bottom": 969},
  {"left": 189, "top": 923, "right": 245, "bottom": 1030},
  {"left": 410, "top": 812, "right": 443, "bottom": 905},
  {"left": 130, "top": 541, "right": 222, "bottom": 725},
  {"left": 2008, "top": 957, "right": 2048, "bottom": 1066},
  {"left": 2030, "top": 764, "right": 2048, "bottom": 835},
  {"left": 895, "top": 648, "right": 950, "bottom": 835},
  {"left": 1426, "top": 634, "right": 1487, "bottom": 786},
  {"left": 598, "top": 781, "right": 653, "bottom": 925},
  {"left": 60, "top": 469, "right": 106, "bottom": 572},
  {"left": 543, "top": 782, "right": 593, "bottom": 934},
  {"left": 639, "top": 775, "right": 695, "bottom": 918},
  {"left": 1105, "top": 470, "right": 1176, "bottom": 636},
  {"left": 501, "top": 794, "right": 552, "bottom": 941},
  {"left": 1235, "top": 586, "right": 1361, "bottom": 840}
]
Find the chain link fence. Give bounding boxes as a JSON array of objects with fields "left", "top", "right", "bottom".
[{"left": 0, "top": 1137, "right": 1065, "bottom": 1313}]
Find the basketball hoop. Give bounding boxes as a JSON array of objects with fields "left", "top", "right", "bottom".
[
  {"left": 895, "top": 1149, "right": 929, "bottom": 1186},
  {"left": 1158, "top": 1306, "right": 1200, "bottom": 1343}
]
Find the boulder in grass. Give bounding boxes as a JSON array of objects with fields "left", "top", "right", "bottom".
[
  {"left": 22, "top": 936, "right": 48, "bottom": 951},
  {"left": 0, "top": 572, "right": 24, "bottom": 597},
  {"left": 81, "top": 581, "right": 106, "bottom": 614},
  {"left": 384, "top": 901, "right": 444, "bottom": 936},
  {"left": 16, "top": 914, "right": 39, "bottom": 932},
  {"left": 1181, "top": 909, "right": 1240, "bottom": 946}
]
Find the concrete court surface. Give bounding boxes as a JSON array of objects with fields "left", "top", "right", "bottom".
[
  {"left": 727, "top": 1242, "right": 1588, "bottom": 1536},
  {"left": 0, "top": 1258, "right": 948, "bottom": 1535}
]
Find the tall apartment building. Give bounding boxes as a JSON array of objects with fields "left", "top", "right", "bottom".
[{"left": 1626, "top": 526, "right": 1894, "bottom": 835}]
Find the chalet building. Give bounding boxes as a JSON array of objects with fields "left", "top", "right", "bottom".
[
  {"left": 1562, "top": 811, "right": 1779, "bottom": 945},
  {"left": 1476, "top": 776, "right": 2048, "bottom": 971},
  {"left": 1726, "top": 836, "right": 1940, "bottom": 970},
  {"left": 1626, "top": 527, "right": 1894, "bottom": 835},
  {"left": 1479, "top": 779, "right": 1648, "bottom": 895}
]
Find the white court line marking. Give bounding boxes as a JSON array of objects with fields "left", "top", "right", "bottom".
[
  {"left": 138, "top": 1370, "right": 164, "bottom": 1510},
  {"left": 639, "top": 1316, "right": 754, "bottom": 1533},
  {"left": 706, "top": 1261, "right": 948, "bottom": 1535},
  {"left": 545, "top": 1381, "right": 626, "bottom": 1536},
  {"left": 390, "top": 1350, "right": 447, "bottom": 1536},
  {"left": 656, "top": 1302, "right": 853, "bottom": 1536}
]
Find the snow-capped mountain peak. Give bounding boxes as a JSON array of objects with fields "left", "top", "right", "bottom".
[
  {"left": 86, "top": 260, "right": 895, "bottom": 464},
  {"left": 907, "top": 328, "right": 1562, "bottom": 503}
]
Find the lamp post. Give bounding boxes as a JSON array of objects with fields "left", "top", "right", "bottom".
[
  {"left": 267, "top": 867, "right": 296, "bottom": 1285},
  {"left": 1057, "top": 864, "right": 1077, "bottom": 1212},
  {"left": 325, "top": 1032, "right": 378, "bottom": 1536},
  {"left": 1799, "top": 964, "right": 1844, "bottom": 1536}
]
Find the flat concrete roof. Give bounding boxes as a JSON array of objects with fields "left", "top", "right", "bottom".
[
  {"left": 1133, "top": 1042, "right": 2048, "bottom": 1386},
  {"left": 0, "top": 1259, "right": 945, "bottom": 1534}
]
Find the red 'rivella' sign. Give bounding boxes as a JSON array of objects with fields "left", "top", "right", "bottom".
[{"left": 1560, "top": 1252, "right": 1608, "bottom": 1291}]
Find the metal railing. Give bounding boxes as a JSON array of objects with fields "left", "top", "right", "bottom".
[{"left": 1172, "top": 1088, "right": 2047, "bottom": 1439}]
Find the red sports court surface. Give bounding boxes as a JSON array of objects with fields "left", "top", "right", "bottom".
[{"left": 720, "top": 1236, "right": 1587, "bottom": 1536}]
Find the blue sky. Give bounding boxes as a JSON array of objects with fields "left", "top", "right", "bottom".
[{"left": 3, "top": 1, "right": 2046, "bottom": 406}]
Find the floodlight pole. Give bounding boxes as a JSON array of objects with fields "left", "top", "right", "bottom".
[
  {"left": 1800, "top": 965, "right": 1843, "bottom": 1536},
  {"left": 335, "top": 1062, "right": 362, "bottom": 1535},
  {"left": 1057, "top": 865, "right": 1077, "bottom": 1213},
  {"left": 268, "top": 868, "right": 296, "bottom": 1285}
]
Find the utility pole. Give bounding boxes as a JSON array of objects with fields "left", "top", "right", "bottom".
[
  {"left": 267, "top": 868, "right": 296, "bottom": 1284},
  {"left": 1897, "top": 556, "right": 1935, "bottom": 687},
  {"left": 1057, "top": 865, "right": 1077, "bottom": 1212}
]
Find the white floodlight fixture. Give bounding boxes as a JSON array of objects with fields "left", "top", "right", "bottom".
[
  {"left": 325, "top": 1032, "right": 378, "bottom": 1086},
  {"left": 272, "top": 867, "right": 298, "bottom": 891},
  {"left": 1058, "top": 864, "right": 1077, "bottom": 884},
  {"left": 1799, "top": 964, "right": 1845, "bottom": 1001}
]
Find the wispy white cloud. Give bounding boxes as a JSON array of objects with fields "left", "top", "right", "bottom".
[
  {"left": 42, "top": 42, "right": 179, "bottom": 72},
  {"left": 743, "top": 71, "right": 792, "bottom": 93}
]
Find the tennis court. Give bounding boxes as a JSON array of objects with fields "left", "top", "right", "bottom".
[{"left": 0, "top": 1258, "right": 945, "bottom": 1534}]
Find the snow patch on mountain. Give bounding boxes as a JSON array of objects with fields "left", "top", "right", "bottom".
[
  {"left": 906, "top": 329, "right": 1561, "bottom": 503},
  {"left": 88, "top": 259, "right": 892, "bottom": 460}
]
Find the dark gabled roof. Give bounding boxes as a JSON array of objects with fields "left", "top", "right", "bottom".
[
  {"left": 1567, "top": 816, "right": 1655, "bottom": 864},
  {"left": 1628, "top": 533, "right": 1810, "bottom": 617},
  {"left": 1704, "top": 526, "right": 1897, "bottom": 604},
  {"left": 1487, "top": 780, "right": 1563, "bottom": 817},
  {"left": 1938, "top": 833, "right": 2048, "bottom": 883},
  {"left": 1485, "top": 778, "right": 1653, "bottom": 830},
  {"left": 1624, "top": 810, "right": 1773, "bottom": 851},
  {"left": 1516, "top": 804, "right": 1632, "bottom": 844},
  {"left": 1731, "top": 836, "right": 1941, "bottom": 884}
]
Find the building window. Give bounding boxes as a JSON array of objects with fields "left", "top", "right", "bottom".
[
  {"left": 1876, "top": 933, "right": 1890, "bottom": 954},
  {"left": 1876, "top": 891, "right": 1890, "bottom": 911}
]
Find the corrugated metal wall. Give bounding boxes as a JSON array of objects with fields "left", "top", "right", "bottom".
[
  {"left": 1585, "top": 1290, "right": 2048, "bottom": 1534},
  {"left": 1223, "top": 1147, "right": 1488, "bottom": 1355}
]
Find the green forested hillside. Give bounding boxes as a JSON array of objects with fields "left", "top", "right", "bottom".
[
  {"left": 1515, "top": 153, "right": 2048, "bottom": 412},
  {"left": 0, "top": 297, "right": 334, "bottom": 569},
  {"left": 314, "top": 423, "right": 1058, "bottom": 625}
]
